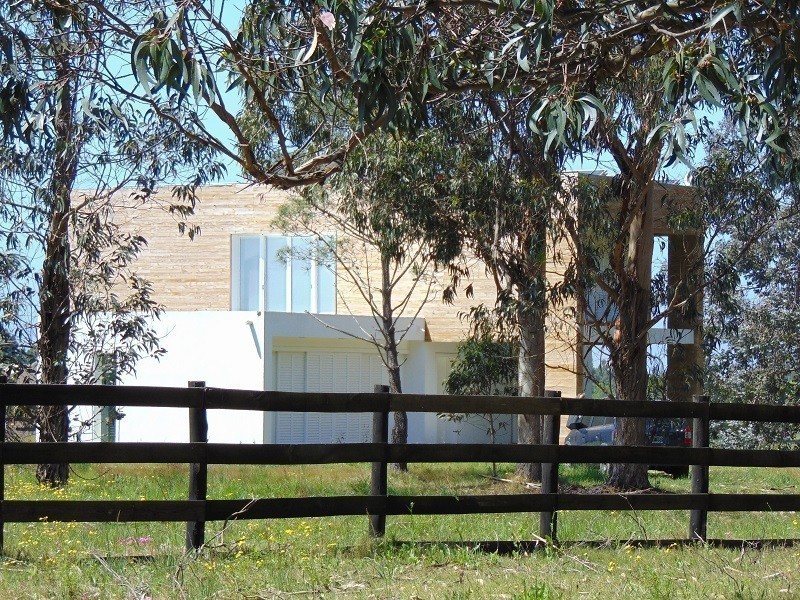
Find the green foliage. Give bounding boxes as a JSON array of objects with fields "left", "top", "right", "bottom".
[
  {"left": 699, "top": 125, "right": 800, "bottom": 449},
  {"left": 313, "top": 129, "right": 464, "bottom": 268},
  {"left": 528, "top": 87, "right": 606, "bottom": 154},
  {"left": 427, "top": 96, "right": 573, "bottom": 320},
  {"left": 275, "top": 126, "right": 466, "bottom": 305},
  {"left": 444, "top": 337, "right": 518, "bottom": 398},
  {"left": 442, "top": 309, "right": 517, "bottom": 475},
  {"left": 706, "top": 241, "right": 800, "bottom": 450},
  {"left": 0, "top": 0, "right": 225, "bottom": 385},
  {"left": 132, "top": 9, "right": 217, "bottom": 103},
  {"left": 0, "top": 0, "right": 225, "bottom": 483},
  {"left": 0, "top": 251, "right": 35, "bottom": 369},
  {"left": 444, "top": 310, "right": 518, "bottom": 398},
  {"left": 126, "top": 0, "right": 800, "bottom": 187}
]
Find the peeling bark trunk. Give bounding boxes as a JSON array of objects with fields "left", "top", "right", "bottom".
[
  {"left": 36, "top": 26, "right": 79, "bottom": 487},
  {"left": 512, "top": 211, "right": 548, "bottom": 483},
  {"left": 607, "top": 300, "right": 650, "bottom": 490},
  {"left": 607, "top": 183, "right": 654, "bottom": 491}
]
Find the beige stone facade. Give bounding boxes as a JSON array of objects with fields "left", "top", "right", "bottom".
[{"left": 114, "top": 183, "right": 583, "bottom": 395}]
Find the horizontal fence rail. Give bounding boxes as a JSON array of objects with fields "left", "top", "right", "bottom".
[
  {"left": 6, "top": 384, "right": 800, "bottom": 422},
  {"left": 1, "top": 382, "right": 799, "bottom": 552},
  {"left": 1, "top": 442, "right": 799, "bottom": 468},
  {"left": 3, "top": 494, "right": 800, "bottom": 523}
]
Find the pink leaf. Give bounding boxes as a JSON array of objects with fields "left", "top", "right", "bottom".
[{"left": 319, "top": 11, "right": 336, "bottom": 30}]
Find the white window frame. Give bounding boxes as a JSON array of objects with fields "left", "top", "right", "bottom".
[{"left": 231, "top": 234, "right": 336, "bottom": 314}]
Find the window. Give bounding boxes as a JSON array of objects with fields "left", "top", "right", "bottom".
[{"left": 232, "top": 235, "right": 336, "bottom": 313}]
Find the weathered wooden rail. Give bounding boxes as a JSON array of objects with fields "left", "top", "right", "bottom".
[{"left": 1, "top": 381, "right": 799, "bottom": 554}]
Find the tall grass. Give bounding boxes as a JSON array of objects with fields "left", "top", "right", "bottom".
[{"left": 1, "top": 462, "right": 798, "bottom": 598}]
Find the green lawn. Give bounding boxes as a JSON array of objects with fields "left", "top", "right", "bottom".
[{"left": 1, "top": 462, "right": 798, "bottom": 598}]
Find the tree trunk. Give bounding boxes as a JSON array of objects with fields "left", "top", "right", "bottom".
[
  {"left": 607, "top": 317, "right": 650, "bottom": 489},
  {"left": 607, "top": 182, "right": 654, "bottom": 491},
  {"left": 380, "top": 256, "right": 408, "bottom": 472},
  {"left": 513, "top": 212, "right": 548, "bottom": 483},
  {"left": 388, "top": 354, "right": 406, "bottom": 472},
  {"left": 36, "top": 26, "right": 79, "bottom": 487},
  {"left": 516, "top": 303, "right": 546, "bottom": 482},
  {"left": 37, "top": 195, "right": 73, "bottom": 487}
]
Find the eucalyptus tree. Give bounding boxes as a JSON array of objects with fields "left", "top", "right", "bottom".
[
  {"left": 560, "top": 58, "right": 719, "bottom": 489},
  {"left": 569, "top": 78, "right": 794, "bottom": 488},
  {"left": 700, "top": 127, "right": 800, "bottom": 449},
  {"left": 432, "top": 97, "right": 573, "bottom": 482},
  {"left": 443, "top": 308, "right": 518, "bottom": 477},
  {"left": 707, "top": 220, "right": 800, "bottom": 449},
  {"left": 129, "top": 1, "right": 799, "bottom": 189},
  {"left": 0, "top": 0, "right": 222, "bottom": 486},
  {"left": 556, "top": 60, "right": 677, "bottom": 490},
  {"left": 273, "top": 130, "right": 463, "bottom": 469}
]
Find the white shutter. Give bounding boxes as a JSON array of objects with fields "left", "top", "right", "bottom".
[
  {"left": 329, "top": 352, "right": 347, "bottom": 392},
  {"left": 306, "top": 353, "right": 321, "bottom": 393},
  {"left": 277, "top": 352, "right": 305, "bottom": 392},
  {"left": 305, "top": 412, "right": 326, "bottom": 444},
  {"left": 275, "top": 352, "right": 306, "bottom": 443},
  {"left": 275, "top": 349, "right": 393, "bottom": 444}
]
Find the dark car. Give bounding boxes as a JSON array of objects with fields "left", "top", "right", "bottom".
[{"left": 564, "top": 415, "right": 692, "bottom": 477}]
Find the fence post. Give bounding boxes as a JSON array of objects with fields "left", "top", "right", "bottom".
[
  {"left": 369, "top": 384, "right": 390, "bottom": 537},
  {"left": 186, "top": 380, "right": 208, "bottom": 552},
  {"left": 689, "top": 394, "right": 710, "bottom": 541},
  {"left": 0, "top": 374, "right": 6, "bottom": 555},
  {"left": 539, "top": 390, "right": 561, "bottom": 543}
]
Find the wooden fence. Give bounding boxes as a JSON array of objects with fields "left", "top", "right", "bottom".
[{"left": 1, "top": 381, "right": 800, "bottom": 554}]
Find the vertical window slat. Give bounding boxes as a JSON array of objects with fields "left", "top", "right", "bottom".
[
  {"left": 316, "top": 236, "right": 336, "bottom": 314},
  {"left": 290, "top": 236, "right": 313, "bottom": 313},
  {"left": 266, "top": 236, "right": 289, "bottom": 312},
  {"left": 238, "top": 236, "right": 261, "bottom": 311}
]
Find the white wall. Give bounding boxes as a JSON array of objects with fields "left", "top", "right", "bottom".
[
  {"left": 112, "top": 310, "right": 496, "bottom": 446},
  {"left": 400, "top": 341, "right": 458, "bottom": 443},
  {"left": 118, "top": 311, "right": 265, "bottom": 443}
]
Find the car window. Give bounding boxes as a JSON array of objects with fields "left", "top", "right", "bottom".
[{"left": 566, "top": 415, "right": 586, "bottom": 429}]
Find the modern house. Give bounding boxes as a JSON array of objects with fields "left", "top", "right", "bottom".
[{"left": 83, "top": 178, "right": 702, "bottom": 444}]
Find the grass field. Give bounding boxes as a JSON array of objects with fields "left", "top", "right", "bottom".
[{"left": 1, "top": 462, "right": 799, "bottom": 598}]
